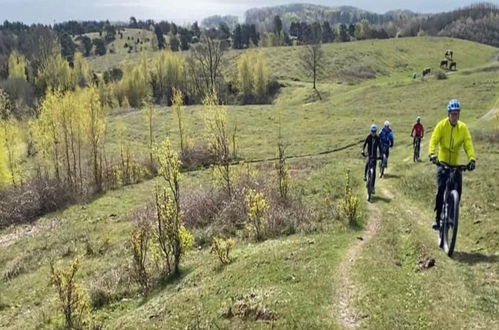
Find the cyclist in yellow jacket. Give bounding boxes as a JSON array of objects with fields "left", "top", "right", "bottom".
[{"left": 428, "top": 99, "right": 476, "bottom": 230}]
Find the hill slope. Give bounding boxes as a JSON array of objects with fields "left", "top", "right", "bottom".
[{"left": 1, "top": 37, "right": 498, "bottom": 329}]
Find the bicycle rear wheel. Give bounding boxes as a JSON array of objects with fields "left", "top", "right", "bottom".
[{"left": 443, "top": 190, "right": 459, "bottom": 256}]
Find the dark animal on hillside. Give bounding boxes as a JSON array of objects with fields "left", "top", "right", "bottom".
[
  {"left": 445, "top": 49, "right": 453, "bottom": 59},
  {"left": 422, "top": 67, "right": 431, "bottom": 77},
  {"left": 449, "top": 61, "right": 456, "bottom": 71},
  {"left": 440, "top": 59, "right": 448, "bottom": 69}
]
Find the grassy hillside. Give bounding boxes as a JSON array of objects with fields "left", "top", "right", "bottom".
[
  {"left": 1, "top": 37, "right": 498, "bottom": 329},
  {"left": 85, "top": 28, "right": 155, "bottom": 72}
]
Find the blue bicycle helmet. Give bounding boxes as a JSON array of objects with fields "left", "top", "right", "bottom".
[
  {"left": 447, "top": 99, "right": 461, "bottom": 112},
  {"left": 370, "top": 124, "right": 377, "bottom": 132}
]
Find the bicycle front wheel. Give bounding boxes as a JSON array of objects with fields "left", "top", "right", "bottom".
[
  {"left": 367, "top": 168, "right": 373, "bottom": 201},
  {"left": 443, "top": 190, "right": 459, "bottom": 256}
]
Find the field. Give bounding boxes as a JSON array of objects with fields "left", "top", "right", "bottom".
[{"left": 1, "top": 36, "right": 498, "bottom": 329}]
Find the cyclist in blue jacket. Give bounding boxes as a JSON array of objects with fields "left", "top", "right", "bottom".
[{"left": 379, "top": 121, "right": 394, "bottom": 176}]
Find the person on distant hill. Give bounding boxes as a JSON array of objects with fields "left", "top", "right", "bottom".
[
  {"left": 428, "top": 99, "right": 476, "bottom": 230},
  {"left": 362, "top": 124, "right": 383, "bottom": 193},
  {"left": 379, "top": 121, "right": 394, "bottom": 176},
  {"left": 411, "top": 116, "right": 424, "bottom": 161}
]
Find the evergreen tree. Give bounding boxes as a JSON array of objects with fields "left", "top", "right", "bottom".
[
  {"left": 154, "top": 25, "right": 166, "bottom": 49},
  {"left": 170, "top": 34, "right": 180, "bottom": 52},
  {"left": 93, "top": 38, "right": 107, "bottom": 56},
  {"left": 233, "top": 24, "right": 243, "bottom": 49}
]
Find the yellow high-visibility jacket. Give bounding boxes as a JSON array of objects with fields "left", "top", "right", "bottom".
[{"left": 429, "top": 118, "right": 475, "bottom": 165}]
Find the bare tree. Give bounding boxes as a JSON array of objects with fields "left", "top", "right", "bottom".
[
  {"left": 301, "top": 42, "right": 324, "bottom": 92},
  {"left": 186, "top": 34, "right": 225, "bottom": 99}
]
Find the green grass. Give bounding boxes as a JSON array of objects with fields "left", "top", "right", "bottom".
[{"left": 1, "top": 36, "right": 498, "bottom": 329}]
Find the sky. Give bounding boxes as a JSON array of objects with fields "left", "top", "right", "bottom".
[{"left": 0, "top": 0, "right": 497, "bottom": 25}]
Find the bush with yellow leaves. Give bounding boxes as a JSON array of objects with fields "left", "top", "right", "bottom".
[
  {"left": 211, "top": 237, "right": 235, "bottom": 264},
  {"left": 50, "top": 258, "right": 90, "bottom": 329},
  {"left": 246, "top": 189, "right": 269, "bottom": 241},
  {"left": 339, "top": 170, "right": 360, "bottom": 225}
]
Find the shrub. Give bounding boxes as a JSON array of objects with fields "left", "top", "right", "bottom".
[
  {"left": 0, "top": 171, "right": 73, "bottom": 228},
  {"left": 246, "top": 188, "right": 269, "bottom": 241},
  {"left": 154, "top": 139, "right": 193, "bottom": 276},
  {"left": 89, "top": 266, "right": 133, "bottom": 309},
  {"left": 182, "top": 165, "right": 308, "bottom": 242},
  {"left": 339, "top": 170, "right": 360, "bottom": 225},
  {"left": 130, "top": 212, "right": 152, "bottom": 292},
  {"left": 50, "top": 258, "right": 90, "bottom": 329},
  {"left": 275, "top": 140, "right": 289, "bottom": 201},
  {"left": 179, "top": 140, "right": 216, "bottom": 170},
  {"left": 211, "top": 237, "right": 235, "bottom": 264}
]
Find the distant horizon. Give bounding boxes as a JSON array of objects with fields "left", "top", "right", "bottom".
[{"left": 0, "top": 0, "right": 496, "bottom": 26}]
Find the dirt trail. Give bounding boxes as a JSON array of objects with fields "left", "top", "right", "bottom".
[
  {"left": 0, "top": 219, "right": 60, "bottom": 248},
  {"left": 335, "top": 185, "right": 390, "bottom": 328}
]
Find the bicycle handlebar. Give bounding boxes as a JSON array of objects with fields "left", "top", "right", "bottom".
[{"left": 436, "top": 161, "right": 469, "bottom": 171}]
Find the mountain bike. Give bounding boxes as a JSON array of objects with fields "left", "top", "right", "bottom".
[
  {"left": 436, "top": 161, "right": 469, "bottom": 256},
  {"left": 413, "top": 136, "right": 421, "bottom": 162},
  {"left": 363, "top": 153, "right": 379, "bottom": 202},
  {"left": 379, "top": 149, "right": 388, "bottom": 178}
]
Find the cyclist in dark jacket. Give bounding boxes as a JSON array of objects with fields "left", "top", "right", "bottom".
[
  {"left": 379, "top": 121, "right": 394, "bottom": 172},
  {"left": 362, "top": 124, "right": 383, "bottom": 192}
]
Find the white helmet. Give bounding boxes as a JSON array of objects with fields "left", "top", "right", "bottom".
[{"left": 384, "top": 121, "right": 390, "bottom": 127}]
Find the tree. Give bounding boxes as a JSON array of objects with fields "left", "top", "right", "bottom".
[
  {"left": 301, "top": 42, "right": 324, "bottom": 91},
  {"left": 93, "top": 38, "right": 107, "bottom": 56},
  {"left": 142, "top": 102, "right": 156, "bottom": 166},
  {"left": 150, "top": 50, "right": 185, "bottom": 104},
  {"left": 129, "top": 16, "right": 138, "bottom": 28},
  {"left": 310, "top": 22, "right": 323, "bottom": 44},
  {"left": 171, "top": 88, "right": 187, "bottom": 153},
  {"left": 191, "top": 21, "right": 201, "bottom": 39},
  {"left": 60, "top": 33, "right": 77, "bottom": 60},
  {"left": 232, "top": 24, "right": 243, "bottom": 49},
  {"left": 154, "top": 25, "right": 166, "bottom": 49},
  {"left": 73, "top": 52, "right": 92, "bottom": 87},
  {"left": 82, "top": 87, "right": 106, "bottom": 192},
  {"left": 154, "top": 139, "right": 192, "bottom": 276},
  {"left": 76, "top": 36, "right": 92, "bottom": 56},
  {"left": 178, "top": 28, "right": 191, "bottom": 51},
  {"left": 348, "top": 24, "right": 356, "bottom": 39},
  {"left": 0, "top": 90, "right": 20, "bottom": 186},
  {"left": 186, "top": 34, "right": 225, "bottom": 98},
  {"left": 120, "top": 54, "right": 152, "bottom": 107},
  {"left": 274, "top": 15, "right": 283, "bottom": 35},
  {"left": 169, "top": 34, "right": 179, "bottom": 52},
  {"left": 7, "top": 50, "right": 27, "bottom": 80},
  {"left": 204, "top": 91, "right": 232, "bottom": 198},
  {"left": 36, "top": 53, "right": 76, "bottom": 93},
  {"left": 338, "top": 24, "right": 350, "bottom": 42},
  {"left": 103, "top": 24, "right": 116, "bottom": 43},
  {"left": 253, "top": 53, "right": 269, "bottom": 103},
  {"left": 322, "top": 22, "right": 335, "bottom": 43},
  {"left": 237, "top": 53, "right": 253, "bottom": 101}
]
